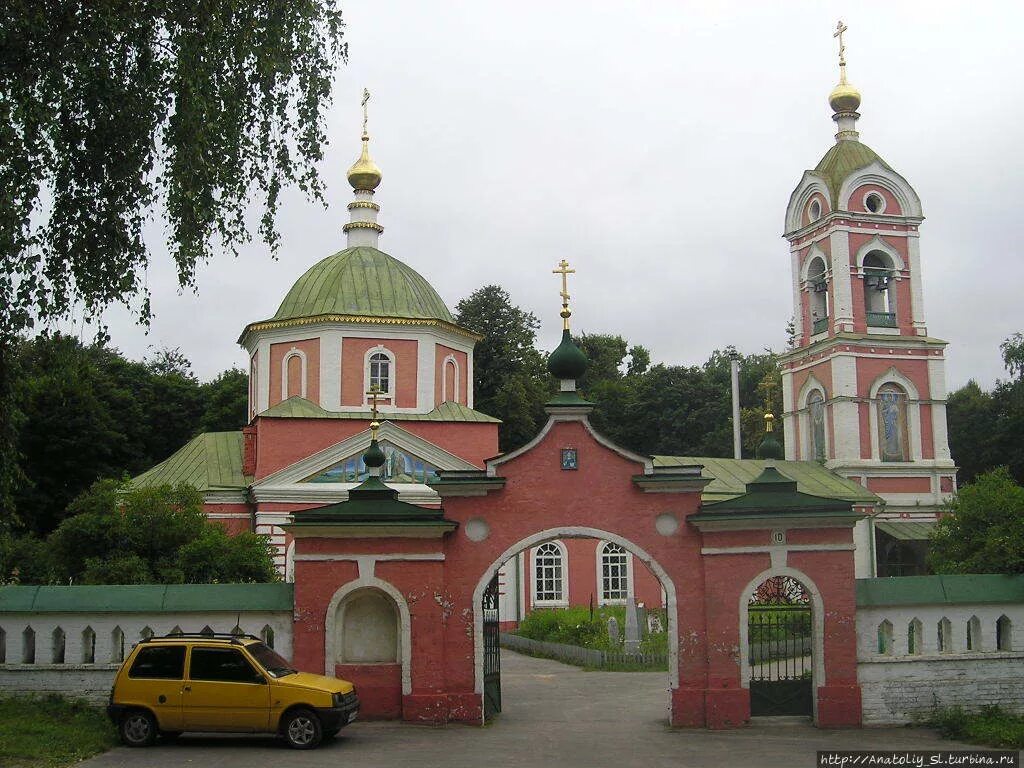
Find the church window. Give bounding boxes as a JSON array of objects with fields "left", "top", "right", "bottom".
[
  {"left": 22, "top": 626, "right": 35, "bottom": 664},
  {"left": 81, "top": 626, "right": 96, "bottom": 664},
  {"left": 111, "top": 627, "right": 125, "bottom": 662},
  {"left": 877, "top": 620, "right": 893, "bottom": 655},
  {"left": 937, "top": 617, "right": 952, "bottom": 652},
  {"left": 807, "top": 256, "right": 829, "bottom": 335},
  {"left": 807, "top": 389, "right": 827, "bottom": 461},
  {"left": 261, "top": 625, "right": 276, "bottom": 649},
  {"left": 809, "top": 199, "right": 821, "bottom": 221},
  {"left": 996, "top": 615, "right": 1012, "bottom": 651},
  {"left": 864, "top": 191, "right": 885, "bottom": 214},
  {"left": 533, "top": 542, "right": 565, "bottom": 604},
  {"left": 863, "top": 252, "right": 896, "bottom": 326},
  {"left": 369, "top": 352, "right": 391, "bottom": 395},
  {"left": 52, "top": 626, "right": 65, "bottom": 664},
  {"left": 600, "top": 543, "right": 629, "bottom": 604},
  {"left": 877, "top": 383, "right": 909, "bottom": 462},
  {"left": 907, "top": 618, "right": 922, "bottom": 655},
  {"left": 966, "top": 616, "right": 981, "bottom": 651},
  {"left": 442, "top": 356, "right": 459, "bottom": 403}
]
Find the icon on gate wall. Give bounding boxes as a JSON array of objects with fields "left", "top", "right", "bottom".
[{"left": 561, "top": 448, "right": 578, "bottom": 470}]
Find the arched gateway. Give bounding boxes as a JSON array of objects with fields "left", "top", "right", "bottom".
[{"left": 281, "top": 261, "right": 867, "bottom": 728}]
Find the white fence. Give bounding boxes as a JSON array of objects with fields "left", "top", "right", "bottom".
[{"left": 855, "top": 576, "right": 1024, "bottom": 725}]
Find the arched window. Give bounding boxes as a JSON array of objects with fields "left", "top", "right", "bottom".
[
  {"left": 877, "top": 620, "right": 894, "bottom": 655},
  {"left": 807, "top": 389, "right": 827, "bottom": 461},
  {"left": 22, "top": 626, "right": 35, "bottom": 664},
  {"left": 966, "top": 616, "right": 981, "bottom": 651},
  {"left": 807, "top": 257, "right": 829, "bottom": 335},
  {"left": 907, "top": 618, "right": 922, "bottom": 655},
  {"left": 0, "top": 627, "right": 6, "bottom": 664},
  {"left": 111, "top": 626, "right": 125, "bottom": 663},
  {"left": 81, "top": 626, "right": 96, "bottom": 664},
  {"left": 996, "top": 615, "right": 1012, "bottom": 651},
  {"left": 533, "top": 542, "right": 565, "bottom": 604},
  {"left": 261, "top": 625, "right": 276, "bottom": 649},
  {"left": 442, "top": 356, "right": 459, "bottom": 403},
  {"left": 863, "top": 252, "right": 896, "bottom": 327},
  {"left": 600, "top": 543, "right": 629, "bottom": 604},
  {"left": 139, "top": 626, "right": 154, "bottom": 641},
  {"left": 937, "top": 617, "right": 952, "bottom": 653},
  {"left": 52, "top": 627, "right": 65, "bottom": 664},
  {"left": 369, "top": 352, "right": 392, "bottom": 396},
  {"left": 877, "top": 383, "right": 910, "bottom": 462},
  {"left": 200, "top": 625, "right": 214, "bottom": 637},
  {"left": 286, "top": 354, "right": 303, "bottom": 398},
  {"left": 335, "top": 588, "right": 399, "bottom": 664}
]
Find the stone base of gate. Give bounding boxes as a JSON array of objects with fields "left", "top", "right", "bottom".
[
  {"left": 816, "top": 685, "right": 862, "bottom": 727},
  {"left": 704, "top": 688, "right": 750, "bottom": 729},
  {"left": 335, "top": 663, "right": 402, "bottom": 719},
  {"left": 403, "top": 693, "right": 482, "bottom": 724},
  {"left": 670, "top": 688, "right": 706, "bottom": 726}
]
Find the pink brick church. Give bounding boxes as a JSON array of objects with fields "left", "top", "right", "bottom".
[{"left": 133, "top": 32, "right": 954, "bottom": 728}]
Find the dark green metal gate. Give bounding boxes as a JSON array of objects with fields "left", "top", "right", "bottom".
[
  {"left": 748, "top": 605, "right": 813, "bottom": 716},
  {"left": 482, "top": 573, "right": 501, "bottom": 720}
]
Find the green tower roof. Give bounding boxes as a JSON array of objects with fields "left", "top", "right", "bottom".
[
  {"left": 813, "top": 140, "right": 893, "bottom": 207},
  {"left": 271, "top": 246, "right": 454, "bottom": 324}
]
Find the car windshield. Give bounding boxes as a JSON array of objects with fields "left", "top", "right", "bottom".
[{"left": 246, "top": 642, "right": 297, "bottom": 678}]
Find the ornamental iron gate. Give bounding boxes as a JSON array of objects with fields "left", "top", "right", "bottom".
[
  {"left": 482, "top": 573, "right": 501, "bottom": 720},
  {"left": 747, "top": 576, "right": 813, "bottom": 717}
]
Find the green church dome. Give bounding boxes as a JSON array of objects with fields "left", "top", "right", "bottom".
[
  {"left": 272, "top": 246, "right": 454, "bottom": 323},
  {"left": 547, "top": 329, "right": 588, "bottom": 381},
  {"left": 813, "top": 140, "right": 893, "bottom": 207}
]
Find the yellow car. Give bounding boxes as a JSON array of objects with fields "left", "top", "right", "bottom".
[{"left": 106, "top": 633, "right": 359, "bottom": 749}]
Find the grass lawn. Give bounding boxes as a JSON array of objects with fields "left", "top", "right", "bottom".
[
  {"left": 925, "top": 705, "right": 1024, "bottom": 750},
  {"left": 0, "top": 695, "right": 118, "bottom": 768}
]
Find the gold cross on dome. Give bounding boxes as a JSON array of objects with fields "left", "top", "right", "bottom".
[
  {"left": 552, "top": 259, "right": 576, "bottom": 329},
  {"left": 361, "top": 88, "right": 371, "bottom": 136},
  {"left": 834, "top": 20, "right": 849, "bottom": 77},
  {"left": 366, "top": 386, "right": 382, "bottom": 433}
]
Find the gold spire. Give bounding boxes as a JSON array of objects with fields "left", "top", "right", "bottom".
[
  {"left": 764, "top": 411, "right": 775, "bottom": 434},
  {"left": 829, "top": 20, "right": 861, "bottom": 114},
  {"left": 366, "top": 386, "right": 382, "bottom": 437},
  {"left": 552, "top": 259, "right": 576, "bottom": 330},
  {"left": 347, "top": 88, "right": 383, "bottom": 191}
]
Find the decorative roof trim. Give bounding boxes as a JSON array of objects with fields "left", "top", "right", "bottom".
[
  {"left": 342, "top": 221, "right": 384, "bottom": 233},
  {"left": 239, "top": 313, "right": 483, "bottom": 345},
  {"left": 347, "top": 200, "right": 380, "bottom": 211}
]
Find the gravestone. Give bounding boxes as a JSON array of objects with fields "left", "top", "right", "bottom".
[
  {"left": 607, "top": 616, "right": 619, "bottom": 644},
  {"left": 624, "top": 597, "right": 640, "bottom": 653}
]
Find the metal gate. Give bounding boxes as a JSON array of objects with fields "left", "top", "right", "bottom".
[
  {"left": 482, "top": 573, "right": 501, "bottom": 720},
  {"left": 748, "top": 604, "right": 813, "bottom": 716}
]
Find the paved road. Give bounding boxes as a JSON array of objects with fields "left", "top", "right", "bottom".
[{"left": 83, "top": 650, "right": 984, "bottom": 768}]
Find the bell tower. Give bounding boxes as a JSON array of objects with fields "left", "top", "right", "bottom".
[{"left": 778, "top": 22, "right": 957, "bottom": 577}]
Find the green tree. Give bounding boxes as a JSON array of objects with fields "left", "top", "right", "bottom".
[
  {"left": 929, "top": 468, "right": 1024, "bottom": 575},
  {"left": 199, "top": 368, "right": 250, "bottom": 433},
  {"left": 0, "top": 0, "right": 346, "bottom": 520},
  {"left": 37, "top": 480, "right": 277, "bottom": 585},
  {"left": 455, "top": 285, "right": 551, "bottom": 450},
  {"left": 947, "top": 380, "right": 998, "bottom": 485}
]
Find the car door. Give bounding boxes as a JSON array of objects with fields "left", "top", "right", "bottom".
[
  {"left": 183, "top": 646, "right": 271, "bottom": 732},
  {"left": 121, "top": 645, "right": 186, "bottom": 731}
]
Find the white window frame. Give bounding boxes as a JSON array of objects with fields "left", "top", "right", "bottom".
[
  {"left": 597, "top": 541, "right": 633, "bottom": 606},
  {"left": 364, "top": 346, "right": 396, "bottom": 405},
  {"left": 531, "top": 541, "right": 568, "bottom": 606},
  {"left": 281, "top": 347, "right": 308, "bottom": 400},
  {"left": 441, "top": 354, "right": 460, "bottom": 403}
]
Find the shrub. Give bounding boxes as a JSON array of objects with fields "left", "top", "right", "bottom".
[{"left": 924, "top": 705, "right": 1024, "bottom": 749}]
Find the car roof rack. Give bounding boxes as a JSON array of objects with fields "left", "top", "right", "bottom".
[{"left": 140, "top": 632, "right": 263, "bottom": 644}]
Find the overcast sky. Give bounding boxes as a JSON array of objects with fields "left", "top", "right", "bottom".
[{"left": 77, "top": 1, "right": 1023, "bottom": 390}]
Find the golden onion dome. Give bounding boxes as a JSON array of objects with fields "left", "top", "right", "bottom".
[
  {"left": 829, "top": 81, "right": 861, "bottom": 114},
  {"left": 347, "top": 136, "right": 382, "bottom": 191}
]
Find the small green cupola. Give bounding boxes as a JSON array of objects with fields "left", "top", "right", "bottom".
[
  {"left": 546, "top": 259, "right": 592, "bottom": 408},
  {"left": 755, "top": 412, "right": 785, "bottom": 461}
]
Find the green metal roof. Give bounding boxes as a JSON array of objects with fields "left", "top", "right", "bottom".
[
  {"left": 856, "top": 575, "right": 1024, "bottom": 608},
  {"left": 693, "top": 465, "right": 855, "bottom": 519},
  {"left": 812, "top": 140, "right": 893, "bottom": 206},
  {"left": 289, "top": 476, "right": 455, "bottom": 528},
  {"left": 875, "top": 520, "right": 936, "bottom": 541},
  {"left": 260, "top": 396, "right": 501, "bottom": 423},
  {"left": 653, "top": 456, "right": 878, "bottom": 505},
  {"left": 270, "top": 246, "right": 453, "bottom": 324},
  {"left": 0, "top": 583, "right": 293, "bottom": 613},
  {"left": 131, "top": 432, "right": 251, "bottom": 492}
]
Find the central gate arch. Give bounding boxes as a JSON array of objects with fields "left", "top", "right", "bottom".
[{"left": 470, "top": 525, "right": 680, "bottom": 714}]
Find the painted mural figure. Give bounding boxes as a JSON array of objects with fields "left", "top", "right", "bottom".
[{"left": 878, "top": 385, "right": 906, "bottom": 462}]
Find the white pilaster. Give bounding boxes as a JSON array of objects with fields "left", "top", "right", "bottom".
[
  {"left": 416, "top": 341, "right": 435, "bottom": 411},
  {"left": 781, "top": 369, "right": 796, "bottom": 460},
  {"left": 928, "top": 356, "right": 953, "bottom": 462},
  {"left": 790, "top": 247, "right": 804, "bottom": 340},
  {"left": 256, "top": 338, "right": 271, "bottom": 413},
  {"left": 907, "top": 234, "right": 927, "bottom": 331},
  {"left": 319, "top": 330, "right": 343, "bottom": 410},
  {"left": 831, "top": 354, "right": 861, "bottom": 461},
  {"left": 829, "top": 230, "right": 854, "bottom": 330}
]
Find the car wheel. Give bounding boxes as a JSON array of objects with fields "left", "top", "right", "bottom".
[
  {"left": 283, "top": 709, "right": 322, "bottom": 750},
  {"left": 119, "top": 710, "right": 158, "bottom": 747}
]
